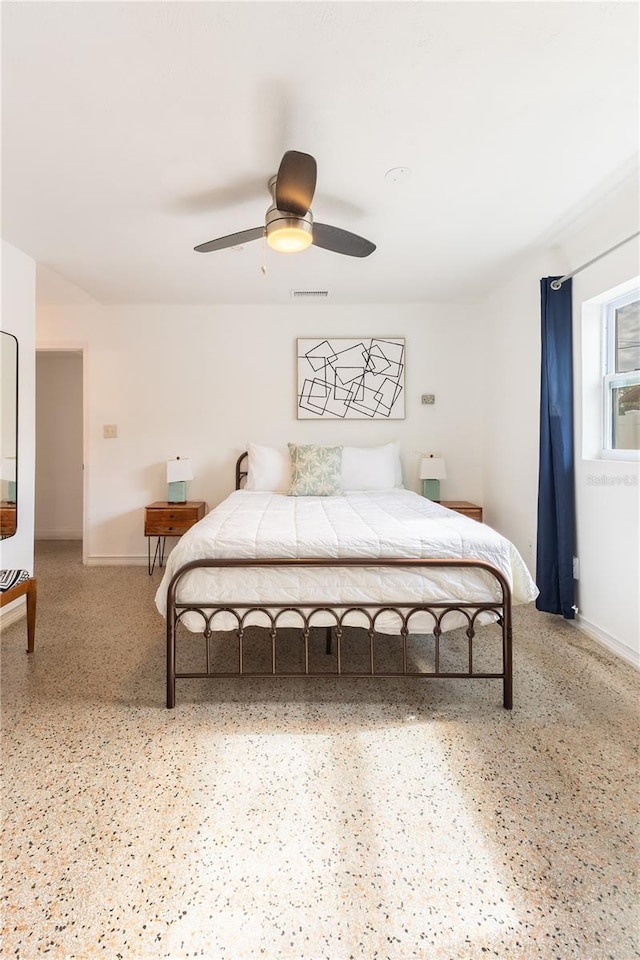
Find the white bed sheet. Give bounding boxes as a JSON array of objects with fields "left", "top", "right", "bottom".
[{"left": 155, "top": 490, "right": 538, "bottom": 634}]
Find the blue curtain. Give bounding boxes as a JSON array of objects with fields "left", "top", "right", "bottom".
[{"left": 536, "top": 277, "right": 575, "bottom": 619}]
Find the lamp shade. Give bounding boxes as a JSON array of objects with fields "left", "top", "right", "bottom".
[
  {"left": 166, "top": 458, "right": 193, "bottom": 484},
  {"left": 419, "top": 456, "right": 447, "bottom": 480},
  {"left": 266, "top": 221, "right": 313, "bottom": 252}
]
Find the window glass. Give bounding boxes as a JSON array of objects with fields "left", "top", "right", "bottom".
[
  {"left": 611, "top": 383, "right": 640, "bottom": 450},
  {"left": 614, "top": 299, "right": 640, "bottom": 373},
  {"left": 604, "top": 293, "right": 640, "bottom": 453}
]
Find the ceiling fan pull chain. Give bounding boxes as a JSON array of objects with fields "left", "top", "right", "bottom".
[{"left": 260, "top": 235, "right": 267, "bottom": 275}]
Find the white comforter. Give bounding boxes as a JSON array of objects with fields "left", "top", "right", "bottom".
[{"left": 155, "top": 490, "right": 538, "bottom": 633}]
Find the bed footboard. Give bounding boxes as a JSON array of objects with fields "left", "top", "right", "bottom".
[{"left": 165, "top": 558, "right": 513, "bottom": 710}]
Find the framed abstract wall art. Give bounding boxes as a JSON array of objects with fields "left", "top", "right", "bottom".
[{"left": 297, "top": 337, "right": 405, "bottom": 419}]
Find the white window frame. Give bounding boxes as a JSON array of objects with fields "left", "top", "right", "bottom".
[{"left": 602, "top": 288, "right": 640, "bottom": 460}]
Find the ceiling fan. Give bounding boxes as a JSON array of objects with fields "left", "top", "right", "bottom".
[{"left": 194, "top": 150, "right": 376, "bottom": 258}]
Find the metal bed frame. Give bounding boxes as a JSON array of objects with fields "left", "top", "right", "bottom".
[{"left": 165, "top": 453, "right": 513, "bottom": 710}]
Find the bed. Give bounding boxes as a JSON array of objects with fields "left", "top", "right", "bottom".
[{"left": 156, "top": 446, "right": 538, "bottom": 709}]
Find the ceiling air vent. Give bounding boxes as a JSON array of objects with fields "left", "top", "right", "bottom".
[{"left": 291, "top": 289, "right": 330, "bottom": 299}]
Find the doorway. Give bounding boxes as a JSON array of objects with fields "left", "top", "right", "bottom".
[{"left": 35, "top": 348, "right": 85, "bottom": 558}]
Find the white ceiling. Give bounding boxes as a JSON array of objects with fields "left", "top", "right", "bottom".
[{"left": 2, "top": 1, "right": 638, "bottom": 305}]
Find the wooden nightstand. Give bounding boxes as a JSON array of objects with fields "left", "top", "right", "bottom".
[
  {"left": 0, "top": 502, "right": 17, "bottom": 539},
  {"left": 440, "top": 500, "right": 483, "bottom": 522},
  {"left": 144, "top": 501, "right": 207, "bottom": 574}
]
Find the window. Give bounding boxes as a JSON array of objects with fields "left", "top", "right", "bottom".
[{"left": 603, "top": 290, "right": 640, "bottom": 454}]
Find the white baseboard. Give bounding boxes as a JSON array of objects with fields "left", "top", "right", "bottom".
[
  {"left": 573, "top": 615, "right": 639, "bottom": 670},
  {"left": 85, "top": 556, "right": 149, "bottom": 567},
  {"left": 36, "top": 530, "right": 82, "bottom": 540}
]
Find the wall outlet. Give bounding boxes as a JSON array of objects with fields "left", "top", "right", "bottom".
[
  {"left": 103, "top": 424, "right": 118, "bottom": 439},
  {"left": 573, "top": 556, "right": 580, "bottom": 580},
  {"left": 421, "top": 394, "right": 435, "bottom": 405}
]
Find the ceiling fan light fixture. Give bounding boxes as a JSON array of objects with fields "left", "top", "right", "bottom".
[
  {"left": 266, "top": 215, "right": 313, "bottom": 253},
  {"left": 194, "top": 151, "right": 375, "bottom": 258}
]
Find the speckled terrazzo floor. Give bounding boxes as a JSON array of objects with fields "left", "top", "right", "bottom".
[{"left": 1, "top": 542, "right": 639, "bottom": 960}]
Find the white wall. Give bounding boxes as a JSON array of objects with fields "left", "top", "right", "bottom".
[
  {"left": 35, "top": 351, "right": 83, "bottom": 539},
  {"left": 480, "top": 249, "right": 557, "bottom": 576},
  {"left": 568, "top": 186, "right": 640, "bottom": 665},
  {"left": 482, "top": 178, "right": 640, "bottom": 663},
  {"left": 36, "top": 302, "right": 484, "bottom": 562},
  {"left": 0, "top": 240, "right": 36, "bottom": 578}
]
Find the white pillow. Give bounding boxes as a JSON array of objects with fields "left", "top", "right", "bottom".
[
  {"left": 245, "top": 443, "right": 291, "bottom": 491},
  {"left": 341, "top": 442, "right": 403, "bottom": 491}
]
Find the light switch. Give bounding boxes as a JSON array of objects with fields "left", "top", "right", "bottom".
[{"left": 103, "top": 424, "right": 118, "bottom": 439}]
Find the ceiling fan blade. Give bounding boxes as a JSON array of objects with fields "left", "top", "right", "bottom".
[
  {"left": 312, "top": 222, "right": 376, "bottom": 258},
  {"left": 194, "top": 226, "right": 264, "bottom": 253},
  {"left": 275, "top": 150, "right": 317, "bottom": 216}
]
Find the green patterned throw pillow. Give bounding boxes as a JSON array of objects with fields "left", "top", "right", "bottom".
[{"left": 287, "top": 443, "right": 344, "bottom": 496}]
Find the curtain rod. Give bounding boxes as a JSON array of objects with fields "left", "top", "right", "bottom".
[{"left": 550, "top": 230, "right": 640, "bottom": 290}]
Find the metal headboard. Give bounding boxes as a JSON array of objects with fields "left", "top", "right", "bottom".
[{"left": 235, "top": 451, "right": 248, "bottom": 490}]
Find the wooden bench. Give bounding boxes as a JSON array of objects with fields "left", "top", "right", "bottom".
[{"left": 0, "top": 570, "right": 36, "bottom": 652}]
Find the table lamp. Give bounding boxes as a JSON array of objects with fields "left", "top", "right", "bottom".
[
  {"left": 166, "top": 457, "right": 193, "bottom": 503},
  {"left": 419, "top": 455, "right": 446, "bottom": 501}
]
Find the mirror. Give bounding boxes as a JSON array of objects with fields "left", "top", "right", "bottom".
[{"left": 1, "top": 331, "right": 18, "bottom": 539}]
